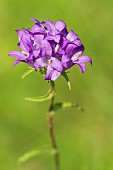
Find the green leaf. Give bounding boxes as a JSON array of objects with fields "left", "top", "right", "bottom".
[
  {"left": 25, "top": 90, "right": 52, "bottom": 102},
  {"left": 21, "top": 67, "right": 34, "bottom": 79},
  {"left": 18, "top": 145, "right": 51, "bottom": 164},
  {"left": 18, "top": 149, "right": 42, "bottom": 163},
  {"left": 54, "top": 102, "right": 84, "bottom": 112},
  {"left": 62, "top": 71, "right": 71, "bottom": 90}
]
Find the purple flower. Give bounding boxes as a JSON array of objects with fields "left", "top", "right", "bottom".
[
  {"left": 8, "top": 18, "right": 92, "bottom": 81},
  {"left": 62, "top": 44, "right": 92, "bottom": 73},
  {"left": 45, "top": 20, "right": 66, "bottom": 43},
  {"left": 35, "top": 57, "right": 63, "bottom": 81}
]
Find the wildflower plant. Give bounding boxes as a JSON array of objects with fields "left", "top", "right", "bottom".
[{"left": 8, "top": 18, "right": 92, "bottom": 170}]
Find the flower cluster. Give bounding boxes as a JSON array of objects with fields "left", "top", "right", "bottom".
[{"left": 8, "top": 18, "right": 92, "bottom": 81}]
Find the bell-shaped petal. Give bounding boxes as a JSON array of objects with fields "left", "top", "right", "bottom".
[
  {"left": 62, "top": 54, "right": 70, "bottom": 63},
  {"left": 41, "top": 39, "right": 52, "bottom": 57},
  {"left": 16, "top": 30, "right": 26, "bottom": 40},
  {"left": 67, "top": 30, "right": 78, "bottom": 41},
  {"left": 13, "top": 60, "right": 20, "bottom": 66},
  {"left": 45, "top": 65, "right": 61, "bottom": 81},
  {"left": 34, "top": 62, "right": 39, "bottom": 70},
  {"left": 31, "top": 18, "right": 40, "bottom": 24},
  {"left": 35, "top": 58, "right": 47, "bottom": 68},
  {"left": 55, "top": 20, "right": 66, "bottom": 32},
  {"left": 51, "top": 57, "right": 63, "bottom": 72},
  {"left": 53, "top": 35, "right": 60, "bottom": 43},
  {"left": 34, "top": 34, "right": 44, "bottom": 44},
  {"left": 66, "top": 44, "right": 77, "bottom": 55},
  {"left": 8, "top": 50, "right": 21, "bottom": 59},
  {"left": 8, "top": 50, "right": 28, "bottom": 61},
  {"left": 33, "top": 49, "right": 40, "bottom": 58},
  {"left": 45, "top": 20, "right": 56, "bottom": 35},
  {"left": 62, "top": 55, "right": 73, "bottom": 69},
  {"left": 73, "top": 39, "right": 82, "bottom": 46},
  {"left": 78, "top": 63, "right": 86, "bottom": 73},
  {"left": 51, "top": 70, "right": 61, "bottom": 81},
  {"left": 71, "top": 51, "right": 83, "bottom": 61},
  {"left": 45, "top": 65, "right": 53, "bottom": 80},
  {"left": 76, "top": 56, "right": 92, "bottom": 65},
  {"left": 32, "top": 24, "right": 45, "bottom": 34},
  {"left": 18, "top": 36, "right": 32, "bottom": 52}
]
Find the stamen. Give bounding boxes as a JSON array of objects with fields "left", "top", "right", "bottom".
[
  {"left": 22, "top": 51, "right": 29, "bottom": 56},
  {"left": 54, "top": 44, "right": 59, "bottom": 53},
  {"left": 71, "top": 54, "right": 79, "bottom": 61},
  {"left": 47, "top": 59, "right": 51, "bottom": 64},
  {"left": 33, "top": 42, "right": 37, "bottom": 46}
]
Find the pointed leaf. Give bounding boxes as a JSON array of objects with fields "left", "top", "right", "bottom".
[
  {"left": 25, "top": 90, "right": 52, "bottom": 102},
  {"left": 18, "top": 144, "right": 51, "bottom": 164},
  {"left": 21, "top": 67, "right": 34, "bottom": 79},
  {"left": 62, "top": 71, "right": 71, "bottom": 90},
  {"left": 54, "top": 102, "right": 84, "bottom": 112},
  {"left": 18, "top": 149, "right": 42, "bottom": 163}
]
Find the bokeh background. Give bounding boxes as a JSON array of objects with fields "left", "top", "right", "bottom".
[{"left": 0, "top": 0, "right": 113, "bottom": 169}]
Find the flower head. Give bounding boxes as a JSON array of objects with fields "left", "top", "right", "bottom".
[{"left": 8, "top": 18, "right": 92, "bottom": 81}]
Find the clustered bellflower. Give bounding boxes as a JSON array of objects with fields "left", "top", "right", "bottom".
[{"left": 8, "top": 18, "right": 92, "bottom": 81}]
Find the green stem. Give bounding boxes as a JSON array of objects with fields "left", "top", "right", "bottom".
[{"left": 48, "top": 81, "right": 60, "bottom": 170}]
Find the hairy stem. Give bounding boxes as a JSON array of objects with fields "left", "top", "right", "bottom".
[{"left": 48, "top": 81, "right": 60, "bottom": 170}]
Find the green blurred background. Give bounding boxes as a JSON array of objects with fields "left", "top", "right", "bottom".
[{"left": 0, "top": 0, "right": 113, "bottom": 169}]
